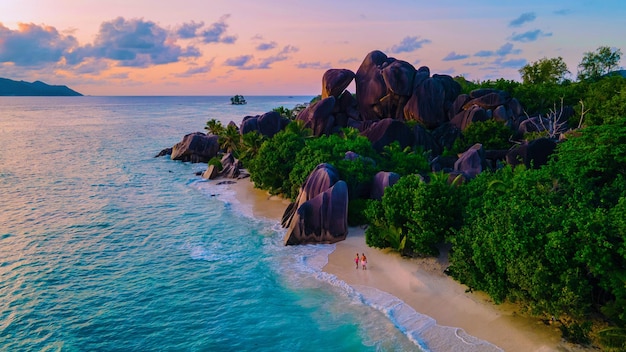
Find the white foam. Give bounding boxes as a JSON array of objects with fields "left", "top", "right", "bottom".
[
  {"left": 193, "top": 178, "right": 502, "bottom": 351},
  {"left": 304, "top": 255, "right": 503, "bottom": 352}
]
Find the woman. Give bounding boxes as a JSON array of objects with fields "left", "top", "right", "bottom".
[
  {"left": 361, "top": 253, "right": 367, "bottom": 270},
  {"left": 354, "top": 253, "right": 360, "bottom": 269}
]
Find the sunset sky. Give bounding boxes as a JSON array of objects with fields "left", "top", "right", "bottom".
[{"left": 1, "top": 0, "right": 624, "bottom": 96}]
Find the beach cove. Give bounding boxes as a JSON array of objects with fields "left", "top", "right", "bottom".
[{"left": 228, "top": 177, "right": 588, "bottom": 352}]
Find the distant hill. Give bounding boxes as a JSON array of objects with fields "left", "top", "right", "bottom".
[
  {"left": 0, "top": 78, "right": 83, "bottom": 96},
  {"left": 610, "top": 69, "right": 626, "bottom": 78}
]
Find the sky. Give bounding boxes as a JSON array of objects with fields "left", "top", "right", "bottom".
[{"left": 0, "top": 0, "right": 624, "bottom": 96}]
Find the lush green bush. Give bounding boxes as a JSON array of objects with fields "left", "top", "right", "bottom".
[
  {"left": 577, "top": 75, "right": 626, "bottom": 126},
  {"left": 365, "top": 173, "right": 463, "bottom": 256},
  {"left": 452, "top": 119, "right": 513, "bottom": 153},
  {"left": 449, "top": 165, "right": 593, "bottom": 317},
  {"left": 288, "top": 129, "right": 379, "bottom": 200},
  {"left": 247, "top": 127, "right": 306, "bottom": 195},
  {"left": 347, "top": 198, "right": 370, "bottom": 227},
  {"left": 239, "top": 131, "right": 266, "bottom": 165},
  {"left": 378, "top": 141, "right": 430, "bottom": 176},
  {"left": 208, "top": 156, "right": 223, "bottom": 171},
  {"left": 449, "top": 118, "right": 626, "bottom": 329}
]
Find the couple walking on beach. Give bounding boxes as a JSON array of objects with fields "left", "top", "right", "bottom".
[{"left": 355, "top": 253, "right": 367, "bottom": 270}]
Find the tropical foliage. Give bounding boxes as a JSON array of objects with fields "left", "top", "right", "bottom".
[{"left": 201, "top": 45, "right": 625, "bottom": 348}]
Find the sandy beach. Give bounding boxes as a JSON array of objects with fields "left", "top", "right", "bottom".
[{"left": 229, "top": 177, "right": 584, "bottom": 352}]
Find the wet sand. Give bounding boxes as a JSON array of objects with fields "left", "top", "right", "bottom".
[{"left": 230, "top": 177, "right": 587, "bottom": 351}]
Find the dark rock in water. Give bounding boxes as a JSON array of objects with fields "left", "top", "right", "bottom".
[
  {"left": 283, "top": 180, "right": 349, "bottom": 245},
  {"left": 216, "top": 180, "right": 236, "bottom": 185},
  {"left": 202, "top": 165, "right": 219, "bottom": 180},
  {"left": 220, "top": 153, "right": 242, "bottom": 178},
  {"left": 360, "top": 118, "right": 414, "bottom": 153},
  {"left": 296, "top": 96, "right": 336, "bottom": 137},
  {"left": 454, "top": 143, "right": 486, "bottom": 179},
  {"left": 322, "top": 69, "right": 355, "bottom": 99},
  {"left": 370, "top": 171, "right": 400, "bottom": 200},
  {"left": 170, "top": 132, "right": 219, "bottom": 163},
  {"left": 155, "top": 147, "right": 172, "bottom": 158}
]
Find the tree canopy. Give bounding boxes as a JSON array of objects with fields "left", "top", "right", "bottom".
[
  {"left": 519, "top": 56, "right": 570, "bottom": 84},
  {"left": 577, "top": 46, "right": 623, "bottom": 81}
]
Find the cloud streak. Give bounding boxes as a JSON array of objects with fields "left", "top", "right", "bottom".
[
  {"left": 474, "top": 43, "right": 521, "bottom": 58},
  {"left": 224, "top": 45, "right": 299, "bottom": 70},
  {"left": 509, "top": 29, "right": 552, "bottom": 42},
  {"left": 443, "top": 52, "right": 469, "bottom": 61},
  {"left": 200, "top": 15, "right": 237, "bottom": 44},
  {"left": 389, "top": 36, "right": 431, "bottom": 53},
  {"left": 509, "top": 12, "right": 536, "bottom": 27},
  {"left": 256, "top": 41, "right": 277, "bottom": 51}
]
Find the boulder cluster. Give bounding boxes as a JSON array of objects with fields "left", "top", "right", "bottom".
[{"left": 158, "top": 50, "right": 566, "bottom": 246}]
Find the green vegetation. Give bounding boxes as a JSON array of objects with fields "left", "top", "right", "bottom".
[
  {"left": 202, "top": 45, "right": 625, "bottom": 348},
  {"left": 519, "top": 56, "right": 570, "bottom": 84},
  {"left": 288, "top": 128, "right": 379, "bottom": 200},
  {"left": 365, "top": 173, "right": 463, "bottom": 256},
  {"left": 577, "top": 46, "right": 623, "bottom": 81},
  {"left": 246, "top": 123, "right": 308, "bottom": 196},
  {"left": 452, "top": 119, "right": 513, "bottom": 153}
]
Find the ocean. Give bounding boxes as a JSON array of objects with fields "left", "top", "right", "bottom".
[{"left": 0, "top": 96, "right": 498, "bottom": 351}]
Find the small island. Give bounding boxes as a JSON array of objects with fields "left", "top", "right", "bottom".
[
  {"left": 0, "top": 77, "right": 82, "bottom": 96},
  {"left": 230, "top": 94, "right": 247, "bottom": 105}
]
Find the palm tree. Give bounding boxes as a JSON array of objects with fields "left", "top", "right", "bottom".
[
  {"left": 218, "top": 124, "right": 241, "bottom": 155},
  {"left": 239, "top": 131, "right": 266, "bottom": 162},
  {"left": 284, "top": 120, "right": 312, "bottom": 139},
  {"left": 205, "top": 119, "right": 224, "bottom": 136}
]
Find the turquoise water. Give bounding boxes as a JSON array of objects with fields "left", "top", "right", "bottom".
[
  {"left": 0, "top": 96, "right": 503, "bottom": 352},
  {"left": 0, "top": 96, "right": 421, "bottom": 351}
]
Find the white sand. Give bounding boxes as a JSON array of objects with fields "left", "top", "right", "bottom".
[{"left": 229, "top": 177, "right": 588, "bottom": 352}]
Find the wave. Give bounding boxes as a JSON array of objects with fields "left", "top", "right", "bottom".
[{"left": 194, "top": 178, "right": 502, "bottom": 352}]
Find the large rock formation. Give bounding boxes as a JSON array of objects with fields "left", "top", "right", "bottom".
[
  {"left": 219, "top": 153, "right": 242, "bottom": 178},
  {"left": 170, "top": 132, "right": 219, "bottom": 163},
  {"left": 295, "top": 96, "right": 336, "bottom": 137},
  {"left": 454, "top": 143, "right": 486, "bottom": 179},
  {"left": 240, "top": 111, "right": 289, "bottom": 138},
  {"left": 355, "top": 50, "right": 393, "bottom": 121},
  {"left": 360, "top": 118, "right": 414, "bottom": 152},
  {"left": 282, "top": 164, "right": 348, "bottom": 245},
  {"left": 322, "top": 69, "right": 355, "bottom": 99}
]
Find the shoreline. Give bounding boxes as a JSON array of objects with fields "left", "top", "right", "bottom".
[{"left": 227, "top": 177, "right": 582, "bottom": 352}]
